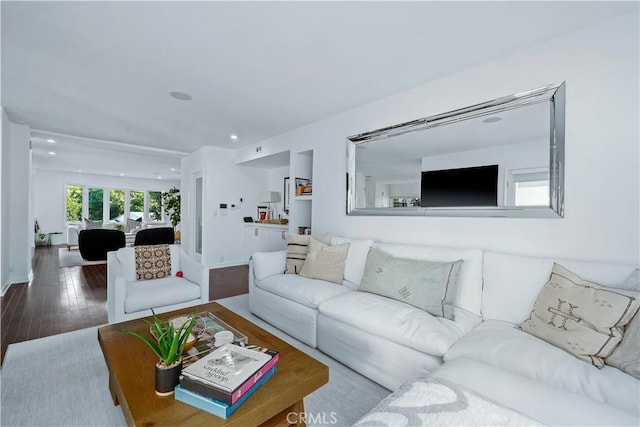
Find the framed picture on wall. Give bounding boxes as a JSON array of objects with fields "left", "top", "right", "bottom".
[
  {"left": 283, "top": 177, "right": 290, "bottom": 213},
  {"left": 257, "top": 205, "right": 268, "bottom": 221}
]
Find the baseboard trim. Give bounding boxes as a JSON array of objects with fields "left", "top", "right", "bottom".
[
  {"left": 1, "top": 281, "right": 11, "bottom": 296},
  {"left": 209, "top": 260, "right": 248, "bottom": 269}
]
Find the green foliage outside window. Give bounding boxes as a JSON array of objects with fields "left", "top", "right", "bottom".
[
  {"left": 161, "top": 187, "right": 181, "bottom": 229},
  {"left": 88, "top": 188, "right": 103, "bottom": 220},
  {"left": 110, "top": 189, "right": 125, "bottom": 220},
  {"left": 130, "top": 191, "right": 144, "bottom": 218},
  {"left": 149, "top": 191, "right": 162, "bottom": 222},
  {"left": 66, "top": 185, "right": 83, "bottom": 221}
]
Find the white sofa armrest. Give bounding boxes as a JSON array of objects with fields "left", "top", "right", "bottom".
[
  {"left": 107, "top": 250, "right": 127, "bottom": 323},
  {"left": 180, "top": 249, "right": 209, "bottom": 302},
  {"left": 252, "top": 250, "right": 287, "bottom": 281},
  {"left": 66, "top": 225, "right": 80, "bottom": 247}
]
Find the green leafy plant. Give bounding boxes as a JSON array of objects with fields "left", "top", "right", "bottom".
[
  {"left": 161, "top": 187, "right": 181, "bottom": 229},
  {"left": 120, "top": 310, "right": 197, "bottom": 367}
]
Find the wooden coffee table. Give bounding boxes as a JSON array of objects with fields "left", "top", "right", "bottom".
[{"left": 98, "top": 302, "right": 329, "bottom": 426}]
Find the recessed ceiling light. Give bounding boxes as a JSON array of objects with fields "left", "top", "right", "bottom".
[
  {"left": 230, "top": 134, "right": 238, "bottom": 141},
  {"left": 157, "top": 176, "right": 163, "bottom": 180},
  {"left": 46, "top": 139, "right": 55, "bottom": 143},
  {"left": 48, "top": 151, "right": 56, "bottom": 155},
  {"left": 119, "top": 173, "right": 124, "bottom": 176},
  {"left": 169, "top": 91, "right": 192, "bottom": 101},
  {"left": 170, "top": 168, "right": 176, "bottom": 172},
  {"left": 78, "top": 169, "right": 83, "bottom": 173},
  {"left": 482, "top": 116, "right": 502, "bottom": 124}
]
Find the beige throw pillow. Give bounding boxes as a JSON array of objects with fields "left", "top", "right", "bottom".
[
  {"left": 520, "top": 263, "right": 640, "bottom": 367},
  {"left": 284, "top": 232, "right": 331, "bottom": 274},
  {"left": 299, "top": 237, "right": 350, "bottom": 284},
  {"left": 605, "top": 268, "right": 640, "bottom": 378}
]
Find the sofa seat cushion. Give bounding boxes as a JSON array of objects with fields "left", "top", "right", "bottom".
[
  {"left": 318, "top": 291, "right": 465, "bottom": 356},
  {"left": 444, "top": 320, "right": 640, "bottom": 414},
  {"left": 255, "top": 274, "right": 351, "bottom": 309},
  {"left": 125, "top": 277, "right": 201, "bottom": 314},
  {"left": 431, "top": 358, "right": 639, "bottom": 427}
]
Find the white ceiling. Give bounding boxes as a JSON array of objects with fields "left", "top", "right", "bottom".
[
  {"left": 30, "top": 129, "right": 184, "bottom": 181},
  {"left": 2, "top": 1, "right": 638, "bottom": 178}
]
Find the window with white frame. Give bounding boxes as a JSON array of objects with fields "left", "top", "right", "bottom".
[
  {"left": 506, "top": 168, "right": 550, "bottom": 207},
  {"left": 65, "top": 185, "right": 167, "bottom": 225}
]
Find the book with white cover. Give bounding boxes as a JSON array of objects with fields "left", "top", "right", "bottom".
[{"left": 181, "top": 343, "right": 272, "bottom": 392}]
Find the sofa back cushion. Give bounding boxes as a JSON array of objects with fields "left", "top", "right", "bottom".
[
  {"left": 116, "top": 245, "right": 181, "bottom": 282},
  {"left": 482, "top": 251, "right": 638, "bottom": 324},
  {"left": 331, "top": 236, "right": 374, "bottom": 285},
  {"left": 372, "top": 243, "right": 483, "bottom": 317}
]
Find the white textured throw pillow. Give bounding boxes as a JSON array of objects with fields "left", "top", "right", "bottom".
[
  {"left": 521, "top": 264, "right": 640, "bottom": 367},
  {"left": 605, "top": 268, "right": 640, "bottom": 378},
  {"left": 299, "top": 237, "right": 350, "bottom": 284},
  {"left": 83, "top": 218, "right": 103, "bottom": 229}
]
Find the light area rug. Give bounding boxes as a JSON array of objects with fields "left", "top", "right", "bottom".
[
  {"left": 353, "top": 377, "right": 540, "bottom": 426},
  {"left": 1, "top": 294, "right": 390, "bottom": 427},
  {"left": 58, "top": 248, "right": 106, "bottom": 267}
]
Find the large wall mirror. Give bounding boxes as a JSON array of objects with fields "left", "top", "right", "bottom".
[{"left": 346, "top": 82, "right": 565, "bottom": 218}]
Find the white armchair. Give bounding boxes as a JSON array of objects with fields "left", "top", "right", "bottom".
[{"left": 107, "top": 244, "right": 209, "bottom": 323}]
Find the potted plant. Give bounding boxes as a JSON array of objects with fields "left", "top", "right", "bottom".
[
  {"left": 161, "top": 187, "right": 180, "bottom": 228},
  {"left": 120, "top": 310, "right": 197, "bottom": 396}
]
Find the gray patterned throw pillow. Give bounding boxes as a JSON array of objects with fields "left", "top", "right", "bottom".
[{"left": 358, "top": 247, "right": 463, "bottom": 319}]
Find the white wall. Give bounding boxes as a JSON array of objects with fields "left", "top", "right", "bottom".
[
  {"left": 1, "top": 109, "right": 7, "bottom": 293},
  {"left": 1, "top": 118, "right": 32, "bottom": 287},
  {"left": 182, "top": 146, "right": 268, "bottom": 266},
  {"left": 389, "top": 182, "right": 421, "bottom": 198},
  {"left": 33, "top": 169, "right": 179, "bottom": 245},
  {"left": 234, "top": 11, "right": 639, "bottom": 265}
]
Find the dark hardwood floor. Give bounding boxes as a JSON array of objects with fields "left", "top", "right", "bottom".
[{"left": 1, "top": 245, "right": 248, "bottom": 364}]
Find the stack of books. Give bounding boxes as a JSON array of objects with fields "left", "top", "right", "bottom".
[{"left": 175, "top": 343, "right": 280, "bottom": 419}]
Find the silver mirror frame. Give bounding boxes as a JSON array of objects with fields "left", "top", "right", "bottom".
[{"left": 346, "top": 82, "right": 565, "bottom": 218}]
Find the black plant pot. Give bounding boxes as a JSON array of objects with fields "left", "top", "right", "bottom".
[{"left": 155, "top": 360, "right": 182, "bottom": 396}]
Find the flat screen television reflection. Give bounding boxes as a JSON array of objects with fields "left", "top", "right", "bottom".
[{"left": 420, "top": 165, "right": 498, "bottom": 207}]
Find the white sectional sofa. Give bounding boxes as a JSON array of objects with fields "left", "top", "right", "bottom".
[
  {"left": 107, "top": 244, "right": 209, "bottom": 323},
  {"left": 248, "top": 237, "right": 639, "bottom": 425}
]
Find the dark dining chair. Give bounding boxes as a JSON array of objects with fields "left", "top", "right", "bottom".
[
  {"left": 133, "top": 227, "right": 175, "bottom": 246},
  {"left": 78, "top": 229, "right": 126, "bottom": 261}
]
